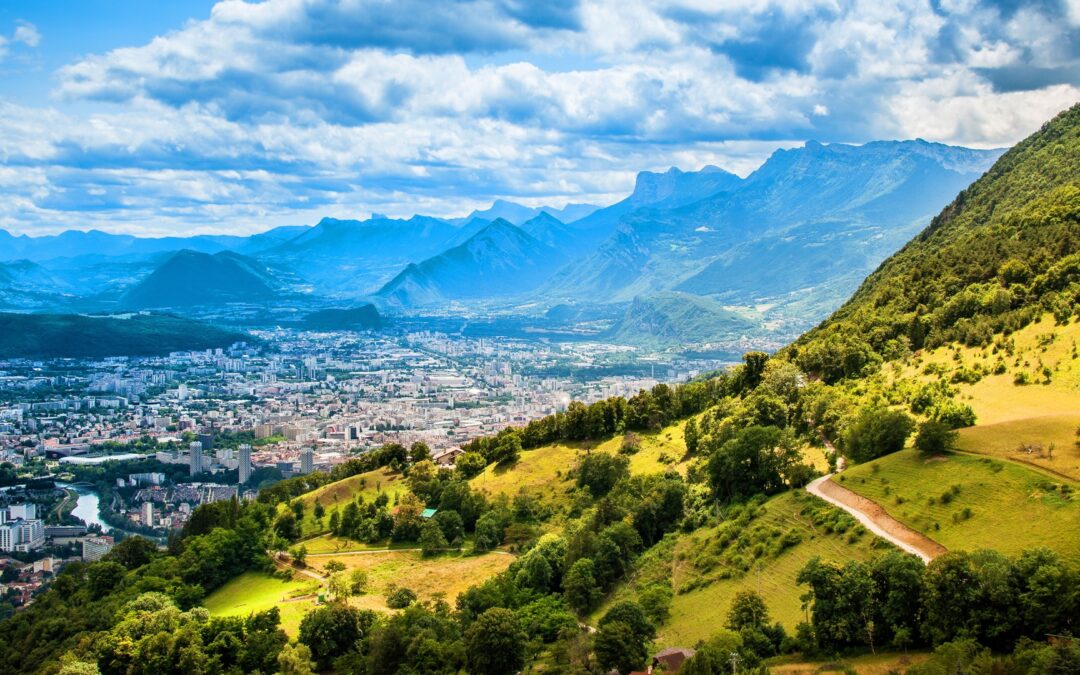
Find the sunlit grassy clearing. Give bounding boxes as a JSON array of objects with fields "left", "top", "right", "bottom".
[
  {"left": 894, "top": 314, "right": 1080, "bottom": 425},
  {"left": 203, "top": 571, "right": 320, "bottom": 636},
  {"left": 956, "top": 414, "right": 1080, "bottom": 482},
  {"left": 320, "top": 551, "right": 514, "bottom": 612}
]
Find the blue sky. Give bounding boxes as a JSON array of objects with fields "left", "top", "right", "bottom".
[{"left": 0, "top": 0, "right": 1078, "bottom": 236}]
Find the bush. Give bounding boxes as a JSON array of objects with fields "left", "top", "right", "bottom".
[
  {"left": 915, "top": 420, "right": 958, "bottom": 455},
  {"left": 843, "top": 407, "right": 915, "bottom": 463},
  {"left": 385, "top": 586, "right": 417, "bottom": 609}
]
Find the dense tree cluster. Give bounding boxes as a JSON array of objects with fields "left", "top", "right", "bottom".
[{"left": 797, "top": 548, "right": 1079, "bottom": 654}]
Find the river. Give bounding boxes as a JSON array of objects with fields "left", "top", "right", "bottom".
[{"left": 60, "top": 483, "right": 160, "bottom": 541}]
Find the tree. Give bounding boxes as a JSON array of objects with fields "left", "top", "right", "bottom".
[
  {"left": 680, "top": 630, "right": 749, "bottom": 675},
  {"left": 410, "top": 441, "right": 432, "bottom": 463},
  {"left": 87, "top": 561, "right": 126, "bottom": 599},
  {"left": 576, "top": 452, "right": 630, "bottom": 498},
  {"left": 298, "top": 604, "right": 365, "bottom": 669},
  {"left": 313, "top": 500, "right": 325, "bottom": 520},
  {"left": 386, "top": 586, "right": 417, "bottom": 609},
  {"left": 914, "top": 420, "right": 958, "bottom": 456},
  {"left": 594, "top": 621, "right": 649, "bottom": 674},
  {"left": 843, "top": 407, "right": 915, "bottom": 463},
  {"left": 492, "top": 429, "right": 522, "bottom": 466},
  {"left": 465, "top": 608, "right": 526, "bottom": 675},
  {"left": 599, "top": 601, "right": 654, "bottom": 645},
  {"left": 292, "top": 545, "right": 308, "bottom": 567},
  {"left": 349, "top": 569, "right": 368, "bottom": 595},
  {"left": 106, "top": 536, "right": 158, "bottom": 570},
  {"left": 327, "top": 572, "right": 349, "bottom": 600},
  {"left": 419, "top": 518, "right": 449, "bottom": 556},
  {"left": 708, "top": 425, "right": 800, "bottom": 502},
  {"left": 472, "top": 512, "right": 505, "bottom": 552},
  {"left": 726, "top": 590, "right": 770, "bottom": 632},
  {"left": 276, "top": 643, "right": 315, "bottom": 675},
  {"left": 274, "top": 511, "right": 301, "bottom": 541},
  {"left": 563, "top": 558, "right": 602, "bottom": 614},
  {"left": 516, "top": 595, "right": 577, "bottom": 643},
  {"left": 684, "top": 418, "right": 699, "bottom": 454},
  {"left": 433, "top": 509, "right": 465, "bottom": 545},
  {"left": 324, "top": 559, "right": 345, "bottom": 573},
  {"left": 391, "top": 494, "right": 425, "bottom": 542},
  {"left": 454, "top": 452, "right": 487, "bottom": 479}
]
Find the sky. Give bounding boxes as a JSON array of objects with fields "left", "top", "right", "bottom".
[{"left": 0, "top": 0, "right": 1078, "bottom": 237}]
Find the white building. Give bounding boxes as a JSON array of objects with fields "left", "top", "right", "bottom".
[
  {"left": 0, "top": 518, "right": 44, "bottom": 552},
  {"left": 82, "top": 536, "right": 114, "bottom": 562},
  {"left": 141, "top": 502, "right": 154, "bottom": 527},
  {"left": 300, "top": 447, "right": 314, "bottom": 474}
]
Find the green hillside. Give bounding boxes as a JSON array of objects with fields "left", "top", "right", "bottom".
[
  {"left": 604, "top": 291, "right": 760, "bottom": 347},
  {"left": 0, "top": 312, "right": 248, "bottom": 358},
  {"left": 598, "top": 490, "right": 890, "bottom": 644},
  {"left": 790, "top": 103, "right": 1080, "bottom": 382}
]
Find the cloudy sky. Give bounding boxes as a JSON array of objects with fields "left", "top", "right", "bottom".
[{"left": 0, "top": 0, "right": 1078, "bottom": 236}]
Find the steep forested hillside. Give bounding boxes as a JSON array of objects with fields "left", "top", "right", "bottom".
[
  {"left": 0, "top": 312, "right": 248, "bottom": 357},
  {"left": 791, "top": 103, "right": 1080, "bottom": 382}
]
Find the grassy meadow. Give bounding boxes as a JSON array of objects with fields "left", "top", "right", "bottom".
[
  {"left": 956, "top": 414, "right": 1080, "bottom": 482},
  {"left": 838, "top": 449, "right": 1080, "bottom": 562},
  {"left": 469, "top": 423, "right": 692, "bottom": 509},
  {"left": 322, "top": 550, "right": 515, "bottom": 613},
  {"left": 895, "top": 314, "right": 1080, "bottom": 426},
  {"left": 203, "top": 571, "right": 321, "bottom": 636}
]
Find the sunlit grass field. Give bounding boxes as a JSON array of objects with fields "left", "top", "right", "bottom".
[
  {"left": 326, "top": 550, "right": 514, "bottom": 612},
  {"left": 896, "top": 314, "right": 1080, "bottom": 426},
  {"left": 956, "top": 414, "right": 1080, "bottom": 482},
  {"left": 203, "top": 571, "right": 320, "bottom": 636},
  {"left": 840, "top": 449, "right": 1080, "bottom": 562},
  {"left": 469, "top": 422, "right": 692, "bottom": 510}
]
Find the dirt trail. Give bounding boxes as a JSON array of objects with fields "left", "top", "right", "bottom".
[{"left": 806, "top": 474, "right": 947, "bottom": 564}]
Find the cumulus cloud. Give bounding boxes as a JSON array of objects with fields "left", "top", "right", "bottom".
[{"left": 0, "top": 0, "right": 1076, "bottom": 235}]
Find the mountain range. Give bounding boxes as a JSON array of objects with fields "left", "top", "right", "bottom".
[{"left": 0, "top": 140, "right": 1003, "bottom": 346}]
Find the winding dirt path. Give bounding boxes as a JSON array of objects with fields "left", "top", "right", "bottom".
[{"left": 806, "top": 474, "right": 947, "bottom": 564}]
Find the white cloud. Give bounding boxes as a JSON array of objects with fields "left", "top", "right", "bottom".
[
  {"left": 0, "top": 0, "right": 1076, "bottom": 235},
  {"left": 13, "top": 21, "right": 40, "bottom": 47}
]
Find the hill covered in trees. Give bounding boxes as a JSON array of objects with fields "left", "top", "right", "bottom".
[{"left": 0, "top": 312, "right": 248, "bottom": 358}]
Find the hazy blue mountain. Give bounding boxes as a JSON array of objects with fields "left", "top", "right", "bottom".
[
  {"left": 518, "top": 212, "right": 581, "bottom": 250},
  {"left": 265, "top": 215, "right": 486, "bottom": 295},
  {"left": 0, "top": 312, "right": 249, "bottom": 358},
  {"left": 300, "top": 304, "right": 382, "bottom": 330},
  {"left": 122, "top": 250, "right": 282, "bottom": 309},
  {"left": 604, "top": 292, "right": 758, "bottom": 347},
  {"left": 376, "top": 219, "right": 564, "bottom": 306},
  {"left": 545, "top": 141, "right": 1003, "bottom": 324},
  {"left": 233, "top": 225, "right": 312, "bottom": 254},
  {"left": 0, "top": 229, "right": 248, "bottom": 262},
  {"left": 0, "top": 260, "right": 74, "bottom": 310},
  {"left": 457, "top": 200, "right": 599, "bottom": 226}
]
